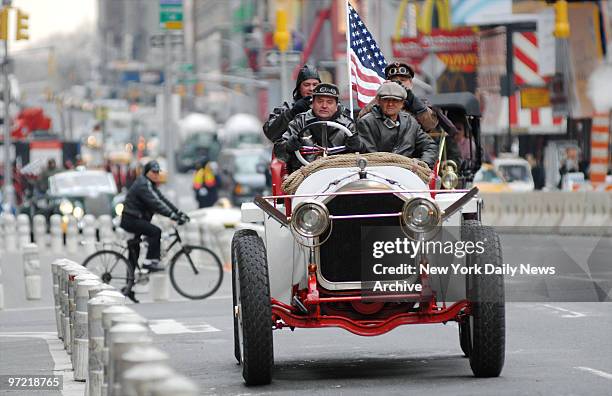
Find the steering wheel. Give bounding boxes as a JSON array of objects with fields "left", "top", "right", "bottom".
[{"left": 294, "top": 121, "right": 354, "bottom": 166}]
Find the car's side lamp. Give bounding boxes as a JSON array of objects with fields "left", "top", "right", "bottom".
[{"left": 254, "top": 196, "right": 289, "bottom": 227}]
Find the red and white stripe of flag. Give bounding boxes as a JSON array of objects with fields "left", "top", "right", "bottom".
[{"left": 349, "top": 50, "right": 385, "bottom": 108}]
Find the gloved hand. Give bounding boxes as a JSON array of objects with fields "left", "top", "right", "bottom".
[
  {"left": 285, "top": 134, "right": 302, "bottom": 152},
  {"left": 291, "top": 96, "right": 311, "bottom": 116},
  {"left": 177, "top": 212, "right": 190, "bottom": 225},
  {"left": 345, "top": 133, "right": 362, "bottom": 152}
]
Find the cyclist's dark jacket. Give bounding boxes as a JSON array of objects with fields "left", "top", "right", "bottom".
[{"left": 122, "top": 175, "right": 179, "bottom": 221}]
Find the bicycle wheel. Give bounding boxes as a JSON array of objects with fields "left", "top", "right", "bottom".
[
  {"left": 82, "top": 250, "right": 134, "bottom": 291},
  {"left": 169, "top": 245, "right": 223, "bottom": 299}
]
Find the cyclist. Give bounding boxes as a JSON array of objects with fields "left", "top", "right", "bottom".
[{"left": 120, "top": 160, "right": 189, "bottom": 293}]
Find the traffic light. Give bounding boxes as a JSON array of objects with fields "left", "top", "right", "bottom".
[
  {"left": 0, "top": 7, "right": 8, "bottom": 41},
  {"left": 553, "top": 0, "right": 570, "bottom": 38},
  {"left": 273, "top": 8, "right": 290, "bottom": 53},
  {"left": 16, "top": 9, "right": 29, "bottom": 40}
]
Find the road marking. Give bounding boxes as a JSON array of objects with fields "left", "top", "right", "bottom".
[
  {"left": 149, "top": 319, "right": 221, "bottom": 335},
  {"left": 0, "top": 306, "right": 55, "bottom": 312},
  {"left": 540, "top": 304, "right": 586, "bottom": 318},
  {"left": 0, "top": 332, "right": 85, "bottom": 396},
  {"left": 575, "top": 366, "right": 612, "bottom": 380}
]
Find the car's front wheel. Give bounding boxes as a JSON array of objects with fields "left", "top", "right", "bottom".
[
  {"left": 462, "top": 220, "right": 505, "bottom": 377},
  {"left": 231, "top": 229, "right": 274, "bottom": 385}
]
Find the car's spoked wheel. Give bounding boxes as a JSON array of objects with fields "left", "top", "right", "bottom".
[
  {"left": 231, "top": 229, "right": 273, "bottom": 385},
  {"left": 462, "top": 221, "right": 505, "bottom": 377}
]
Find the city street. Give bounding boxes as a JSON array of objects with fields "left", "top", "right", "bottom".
[{"left": 2, "top": 233, "right": 611, "bottom": 395}]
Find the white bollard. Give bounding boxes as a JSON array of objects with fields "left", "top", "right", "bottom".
[
  {"left": 72, "top": 273, "right": 100, "bottom": 362},
  {"left": 102, "top": 306, "right": 137, "bottom": 396},
  {"left": 82, "top": 215, "right": 98, "bottom": 255},
  {"left": 88, "top": 294, "right": 125, "bottom": 396},
  {"left": 66, "top": 216, "right": 79, "bottom": 254},
  {"left": 74, "top": 278, "right": 101, "bottom": 381},
  {"left": 52, "top": 259, "right": 73, "bottom": 338},
  {"left": 151, "top": 375, "right": 199, "bottom": 396},
  {"left": 17, "top": 214, "right": 31, "bottom": 248},
  {"left": 22, "top": 243, "right": 41, "bottom": 300},
  {"left": 150, "top": 272, "right": 170, "bottom": 301},
  {"left": 88, "top": 283, "right": 115, "bottom": 299},
  {"left": 120, "top": 347, "right": 169, "bottom": 392},
  {"left": 121, "top": 363, "right": 175, "bottom": 396},
  {"left": 2, "top": 214, "right": 17, "bottom": 252},
  {"left": 66, "top": 265, "right": 90, "bottom": 353},
  {"left": 108, "top": 323, "right": 152, "bottom": 396},
  {"left": 50, "top": 214, "right": 64, "bottom": 254},
  {"left": 32, "top": 214, "right": 47, "bottom": 247}
]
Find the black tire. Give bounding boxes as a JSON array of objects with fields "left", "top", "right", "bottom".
[
  {"left": 82, "top": 250, "right": 134, "bottom": 291},
  {"left": 462, "top": 221, "right": 505, "bottom": 377},
  {"left": 459, "top": 320, "right": 470, "bottom": 358},
  {"left": 231, "top": 230, "right": 250, "bottom": 363},
  {"left": 232, "top": 229, "right": 273, "bottom": 385},
  {"left": 169, "top": 245, "right": 223, "bottom": 300}
]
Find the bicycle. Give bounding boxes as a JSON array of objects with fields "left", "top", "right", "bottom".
[{"left": 82, "top": 222, "right": 224, "bottom": 300}]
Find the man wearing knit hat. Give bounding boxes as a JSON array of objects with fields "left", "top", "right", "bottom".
[
  {"left": 357, "top": 81, "right": 438, "bottom": 169},
  {"left": 263, "top": 64, "right": 321, "bottom": 142},
  {"left": 274, "top": 83, "right": 361, "bottom": 173}
]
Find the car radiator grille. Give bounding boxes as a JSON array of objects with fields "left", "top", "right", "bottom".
[{"left": 319, "top": 193, "right": 405, "bottom": 284}]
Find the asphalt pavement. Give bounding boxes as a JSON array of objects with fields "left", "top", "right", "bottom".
[{"left": 1, "top": 234, "right": 611, "bottom": 396}]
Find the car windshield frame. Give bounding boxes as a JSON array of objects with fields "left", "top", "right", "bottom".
[{"left": 49, "top": 171, "right": 118, "bottom": 197}]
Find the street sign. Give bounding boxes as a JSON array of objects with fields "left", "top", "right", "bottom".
[
  {"left": 265, "top": 50, "right": 301, "bottom": 66},
  {"left": 159, "top": 0, "right": 183, "bottom": 30},
  {"left": 520, "top": 86, "right": 550, "bottom": 109},
  {"left": 150, "top": 33, "right": 184, "bottom": 47}
]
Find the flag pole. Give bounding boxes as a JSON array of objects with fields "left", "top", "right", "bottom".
[{"left": 345, "top": 0, "right": 355, "bottom": 118}]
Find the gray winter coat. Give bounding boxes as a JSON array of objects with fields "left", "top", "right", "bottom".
[{"left": 356, "top": 106, "right": 438, "bottom": 168}]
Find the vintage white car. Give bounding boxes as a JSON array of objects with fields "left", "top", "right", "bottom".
[{"left": 232, "top": 96, "right": 505, "bottom": 385}]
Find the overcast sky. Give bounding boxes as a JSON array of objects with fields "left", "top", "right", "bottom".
[{"left": 10, "top": 0, "right": 96, "bottom": 50}]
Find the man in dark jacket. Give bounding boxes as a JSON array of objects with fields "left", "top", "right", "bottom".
[
  {"left": 359, "top": 62, "right": 438, "bottom": 133},
  {"left": 274, "top": 83, "right": 361, "bottom": 173},
  {"left": 357, "top": 82, "right": 438, "bottom": 169},
  {"left": 263, "top": 64, "right": 321, "bottom": 142},
  {"left": 120, "top": 160, "right": 189, "bottom": 276}
]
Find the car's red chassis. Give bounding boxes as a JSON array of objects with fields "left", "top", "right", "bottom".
[{"left": 270, "top": 270, "right": 471, "bottom": 337}]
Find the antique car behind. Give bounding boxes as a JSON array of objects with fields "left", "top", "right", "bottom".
[
  {"left": 232, "top": 96, "right": 505, "bottom": 385},
  {"left": 47, "top": 169, "right": 119, "bottom": 225}
]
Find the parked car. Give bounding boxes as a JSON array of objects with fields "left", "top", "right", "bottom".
[
  {"left": 473, "top": 163, "right": 512, "bottom": 192},
  {"left": 493, "top": 157, "right": 534, "bottom": 191},
  {"left": 217, "top": 146, "right": 270, "bottom": 206}
]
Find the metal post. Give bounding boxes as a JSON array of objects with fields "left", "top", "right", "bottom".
[
  {"left": 280, "top": 50, "right": 288, "bottom": 103},
  {"left": 163, "top": 31, "right": 176, "bottom": 188},
  {"left": 3, "top": 28, "right": 14, "bottom": 209}
]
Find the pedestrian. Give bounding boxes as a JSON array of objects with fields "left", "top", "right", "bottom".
[
  {"left": 192, "top": 157, "right": 219, "bottom": 208},
  {"left": 263, "top": 64, "right": 321, "bottom": 142},
  {"left": 356, "top": 81, "right": 438, "bottom": 169}
]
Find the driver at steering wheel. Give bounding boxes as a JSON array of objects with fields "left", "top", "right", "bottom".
[{"left": 274, "top": 83, "right": 361, "bottom": 173}]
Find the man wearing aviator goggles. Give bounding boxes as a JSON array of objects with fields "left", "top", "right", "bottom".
[{"left": 358, "top": 61, "right": 438, "bottom": 133}]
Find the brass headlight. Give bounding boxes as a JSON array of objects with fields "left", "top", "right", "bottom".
[
  {"left": 401, "top": 198, "right": 441, "bottom": 239},
  {"left": 440, "top": 160, "right": 459, "bottom": 189},
  {"left": 291, "top": 200, "right": 330, "bottom": 238}
]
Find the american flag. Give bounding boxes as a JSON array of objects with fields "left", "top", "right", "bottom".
[{"left": 347, "top": 3, "right": 387, "bottom": 108}]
